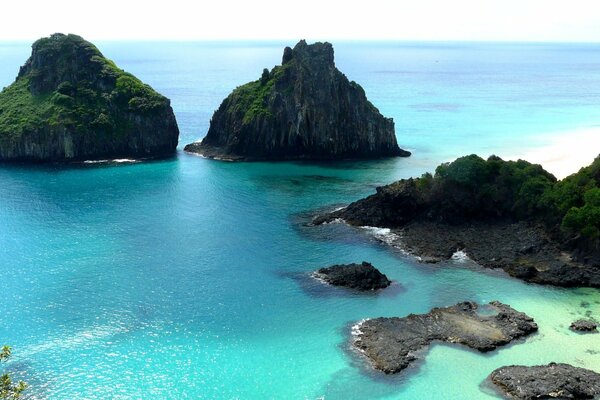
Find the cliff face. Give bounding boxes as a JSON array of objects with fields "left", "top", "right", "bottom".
[
  {"left": 185, "top": 40, "right": 409, "bottom": 160},
  {"left": 0, "top": 33, "right": 179, "bottom": 162}
]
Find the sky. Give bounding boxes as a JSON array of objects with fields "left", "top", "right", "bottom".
[{"left": 1, "top": 0, "right": 600, "bottom": 42}]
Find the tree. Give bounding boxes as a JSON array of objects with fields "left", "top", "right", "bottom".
[{"left": 0, "top": 346, "right": 26, "bottom": 400}]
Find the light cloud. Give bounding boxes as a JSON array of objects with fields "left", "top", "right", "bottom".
[{"left": 1, "top": 0, "right": 599, "bottom": 41}]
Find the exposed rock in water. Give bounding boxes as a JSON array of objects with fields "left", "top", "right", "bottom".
[
  {"left": 314, "top": 155, "right": 600, "bottom": 288},
  {"left": 570, "top": 319, "right": 598, "bottom": 332},
  {"left": 353, "top": 301, "right": 537, "bottom": 374},
  {"left": 489, "top": 363, "right": 600, "bottom": 399},
  {"left": 0, "top": 33, "right": 179, "bottom": 162},
  {"left": 184, "top": 40, "right": 410, "bottom": 161},
  {"left": 316, "top": 261, "right": 391, "bottom": 291}
]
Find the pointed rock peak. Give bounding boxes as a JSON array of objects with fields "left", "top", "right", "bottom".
[
  {"left": 289, "top": 40, "right": 335, "bottom": 67},
  {"left": 282, "top": 46, "right": 293, "bottom": 64}
]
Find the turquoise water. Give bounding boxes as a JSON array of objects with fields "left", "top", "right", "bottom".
[{"left": 1, "top": 41, "right": 600, "bottom": 399}]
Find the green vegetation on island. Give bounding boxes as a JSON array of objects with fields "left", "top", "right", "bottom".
[
  {"left": 0, "top": 33, "right": 179, "bottom": 161},
  {"left": 419, "top": 154, "right": 600, "bottom": 241}
]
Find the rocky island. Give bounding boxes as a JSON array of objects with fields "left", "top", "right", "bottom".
[
  {"left": 0, "top": 33, "right": 179, "bottom": 162},
  {"left": 353, "top": 301, "right": 537, "bottom": 374},
  {"left": 315, "top": 261, "right": 391, "bottom": 291},
  {"left": 489, "top": 363, "right": 600, "bottom": 399},
  {"left": 315, "top": 155, "right": 600, "bottom": 288},
  {"left": 184, "top": 40, "right": 409, "bottom": 160}
]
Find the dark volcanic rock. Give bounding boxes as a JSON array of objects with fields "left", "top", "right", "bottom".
[
  {"left": 354, "top": 301, "right": 537, "bottom": 374},
  {"left": 314, "top": 155, "right": 600, "bottom": 288},
  {"left": 570, "top": 319, "right": 598, "bottom": 332},
  {"left": 316, "top": 261, "right": 391, "bottom": 291},
  {"left": 184, "top": 40, "right": 409, "bottom": 161},
  {"left": 489, "top": 363, "right": 600, "bottom": 399},
  {"left": 0, "top": 33, "right": 179, "bottom": 162}
]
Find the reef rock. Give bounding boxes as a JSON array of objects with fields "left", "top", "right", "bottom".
[
  {"left": 570, "top": 319, "right": 598, "bottom": 332},
  {"left": 0, "top": 33, "right": 179, "bottom": 162},
  {"left": 316, "top": 261, "right": 391, "bottom": 291},
  {"left": 489, "top": 363, "right": 600, "bottom": 399},
  {"left": 353, "top": 301, "right": 537, "bottom": 374},
  {"left": 184, "top": 40, "right": 409, "bottom": 160}
]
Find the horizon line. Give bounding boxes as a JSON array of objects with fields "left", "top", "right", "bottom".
[{"left": 1, "top": 37, "right": 600, "bottom": 45}]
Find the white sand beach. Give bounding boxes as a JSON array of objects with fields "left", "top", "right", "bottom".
[{"left": 507, "top": 127, "right": 600, "bottom": 179}]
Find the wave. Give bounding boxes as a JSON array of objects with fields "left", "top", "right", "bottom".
[
  {"left": 83, "top": 158, "right": 139, "bottom": 164},
  {"left": 321, "top": 217, "right": 345, "bottom": 225},
  {"left": 451, "top": 250, "right": 470, "bottom": 262},
  {"left": 360, "top": 226, "right": 400, "bottom": 246},
  {"left": 351, "top": 319, "right": 368, "bottom": 338}
]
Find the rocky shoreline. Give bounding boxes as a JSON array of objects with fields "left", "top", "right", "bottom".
[
  {"left": 353, "top": 301, "right": 537, "bottom": 374},
  {"left": 314, "top": 155, "right": 600, "bottom": 288},
  {"left": 489, "top": 363, "right": 600, "bottom": 399},
  {"left": 315, "top": 212, "right": 600, "bottom": 287}
]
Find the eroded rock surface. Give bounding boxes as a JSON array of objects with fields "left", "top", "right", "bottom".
[
  {"left": 353, "top": 301, "right": 537, "bottom": 374},
  {"left": 489, "top": 363, "right": 600, "bottom": 399}
]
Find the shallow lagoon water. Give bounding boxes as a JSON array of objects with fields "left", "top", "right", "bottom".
[{"left": 1, "top": 41, "right": 600, "bottom": 399}]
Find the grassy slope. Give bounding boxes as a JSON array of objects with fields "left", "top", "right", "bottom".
[{"left": 0, "top": 34, "right": 168, "bottom": 141}]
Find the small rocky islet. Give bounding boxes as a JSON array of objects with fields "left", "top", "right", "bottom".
[
  {"left": 352, "top": 301, "right": 538, "bottom": 374},
  {"left": 315, "top": 154, "right": 600, "bottom": 288},
  {"left": 315, "top": 261, "right": 391, "bottom": 291},
  {"left": 489, "top": 363, "right": 600, "bottom": 399},
  {"left": 0, "top": 33, "right": 179, "bottom": 162},
  {"left": 570, "top": 319, "right": 598, "bottom": 332},
  {"left": 184, "top": 40, "right": 410, "bottom": 161}
]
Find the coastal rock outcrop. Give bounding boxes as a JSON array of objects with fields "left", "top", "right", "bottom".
[
  {"left": 570, "top": 319, "right": 598, "bottom": 332},
  {"left": 353, "top": 301, "right": 537, "bottom": 374},
  {"left": 314, "top": 155, "right": 600, "bottom": 288},
  {"left": 316, "top": 261, "right": 391, "bottom": 291},
  {"left": 489, "top": 363, "right": 600, "bottom": 399},
  {"left": 184, "top": 40, "right": 409, "bottom": 160},
  {"left": 0, "top": 33, "right": 179, "bottom": 162}
]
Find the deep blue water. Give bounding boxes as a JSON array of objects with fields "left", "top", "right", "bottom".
[{"left": 1, "top": 41, "right": 600, "bottom": 399}]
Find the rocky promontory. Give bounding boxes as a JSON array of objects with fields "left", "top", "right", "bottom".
[
  {"left": 353, "top": 301, "right": 537, "bottom": 374},
  {"left": 489, "top": 363, "right": 600, "bottom": 399},
  {"left": 184, "top": 40, "right": 409, "bottom": 160},
  {"left": 316, "top": 261, "right": 391, "bottom": 291},
  {"left": 0, "top": 33, "right": 179, "bottom": 162},
  {"left": 315, "top": 155, "right": 600, "bottom": 288}
]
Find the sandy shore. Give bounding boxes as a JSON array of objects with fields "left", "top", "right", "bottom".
[{"left": 506, "top": 127, "right": 600, "bottom": 179}]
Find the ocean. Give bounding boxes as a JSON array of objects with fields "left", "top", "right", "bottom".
[{"left": 1, "top": 40, "right": 600, "bottom": 399}]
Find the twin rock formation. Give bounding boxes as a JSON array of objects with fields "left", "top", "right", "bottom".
[{"left": 0, "top": 35, "right": 407, "bottom": 163}]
